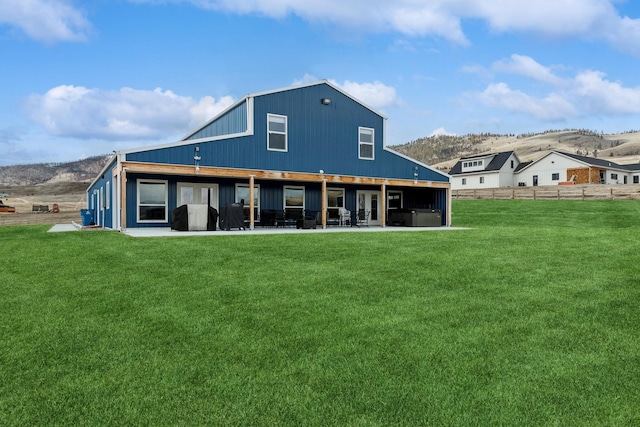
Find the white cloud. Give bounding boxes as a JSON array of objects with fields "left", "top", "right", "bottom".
[
  {"left": 23, "top": 85, "right": 234, "bottom": 140},
  {"left": 131, "top": 0, "right": 640, "bottom": 55},
  {"left": 476, "top": 82, "right": 577, "bottom": 121},
  {"left": 330, "top": 80, "right": 399, "bottom": 109},
  {"left": 429, "top": 127, "right": 456, "bottom": 137},
  {"left": 292, "top": 73, "right": 319, "bottom": 86},
  {"left": 0, "top": 0, "right": 90, "bottom": 43},
  {"left": 493, "top": 54, "right": 566, "bottom": 86},
  {"left": 470, "top": 55, "right": 640, "bottom": 121},
  {"left": 573, "top": 70, "right": 640, "bottom": 114}
]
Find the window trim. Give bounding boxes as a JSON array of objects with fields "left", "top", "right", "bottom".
[
  {"left": 552, "top": 173, "right": 560, "bottom": 181},
  {"left": 137, "top": 179, "right": 168, "bottom": 223},
  {"left": 236, "top": 183, "right": 260, "bottom": 221},
  {"left": 106, "top": 181, "right": 110, "bottom": 210},
  {"left": 283, "top": 185, "right": 305, "bottom": 210},
  {"left": 358, "top": 127, "right": 375, "bottom": 160},
  {"left": 387, "top": 190, "right": 403, "bottom": 210},
  {"left": 267, "top": 113, "right": 287, "bottom": 152}
]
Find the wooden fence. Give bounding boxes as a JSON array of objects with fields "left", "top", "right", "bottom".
[
  {"left": 453, "top": 184, "right": 640, "bottom": 201},
  {"left": 0, "top": 211, "right": 81, "bottom": 226}
]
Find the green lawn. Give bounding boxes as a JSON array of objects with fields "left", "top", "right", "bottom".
[{"left": 1, "top": 200, "right": 639, "bottom": 426}]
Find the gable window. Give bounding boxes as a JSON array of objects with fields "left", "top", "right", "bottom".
[
  {"left": 137, "top": 179, "right": 168, "bottom": 222},
  {"left": 358, "top": 127, "right": 374, "bottom": 160},
  {"left": 284, "top": 186, "right": 305, "bottom": 210},
  {"left": 267, "top": 114, "right": 287, "bottom": 151},
  {"left": 552, "top": 173, "right": 559, "bottom": 181}
]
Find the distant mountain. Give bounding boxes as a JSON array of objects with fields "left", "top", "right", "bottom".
[
  {"left": 390, "top": 129, "right": 640, "bottom": 171},
  {"left": 0, "top": 155, "right": 112, "bottom": 186}
]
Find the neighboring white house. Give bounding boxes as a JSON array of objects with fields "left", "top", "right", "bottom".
[
  {"left": 449, "top": 151, "right": 521, "bottom": 190},
  {"left": 515, "top": 151, "right": 638, "bottom": 186},
  {"left": 450, "top": 150, "right": 640, "bottom": 189}
]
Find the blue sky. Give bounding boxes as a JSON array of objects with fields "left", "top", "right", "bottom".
[{"left": 2, "top": 0, "right": 640, "bottom": 166}]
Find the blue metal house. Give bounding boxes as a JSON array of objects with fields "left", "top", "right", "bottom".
[{"left": 87, "top": 80, "right": 451, "bottom": 230}]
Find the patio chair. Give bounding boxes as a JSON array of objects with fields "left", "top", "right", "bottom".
[
  {"left": 356, "top": 209, "right": 370, "bottom": 227},
  {"left": 338, "top": 207, "right": 351, "bottom": 226}
]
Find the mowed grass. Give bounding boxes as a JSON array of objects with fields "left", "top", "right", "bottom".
[{"left": 1, "top": 200, "right": 639, "bottom": 426}]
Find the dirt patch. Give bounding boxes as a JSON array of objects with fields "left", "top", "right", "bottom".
[{"left": 0, "top": 182, "right": 88, "bottom": 225}]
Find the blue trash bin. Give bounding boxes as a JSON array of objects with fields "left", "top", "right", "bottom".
[{"left": 80, "top": 209, "right": 94, "bottom": 226}]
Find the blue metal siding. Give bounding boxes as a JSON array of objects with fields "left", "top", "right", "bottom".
[
  {"left": 125, "top": 83, "right": 448, "bottom": 183},
  {"left": 87, "top": 161, "right": 116, "bottom": 228},
  {"left": 124, "top": 173, "right": 448, "bottom": 227},
  {"left": 185, "top": 101, "right": 248, "bottom": 140}
]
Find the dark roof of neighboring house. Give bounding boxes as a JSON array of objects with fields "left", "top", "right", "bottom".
[
  {"left": 449, "top": 151, "right": 515, "bottom": 175},
  {"left": 514, "top": 161, "right": 532, "bottom": 172},
  {"left": 558, "top": 152, "right": 624, "bottom": 169},
  {"left": 553, "top": 152, "right": 640, "bottom": 171}
]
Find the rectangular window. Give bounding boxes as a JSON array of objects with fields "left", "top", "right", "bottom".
[
  {"left": 267, "top": 114, "right": 287, "bottom": 151},
  {"left": 327, "top": 188, "right": 345, "bottom": 221},
  {"left": 137, "top": 180, "right": 168, "bottom": 222},
  {"left": 106, "top": 182, "right": 110, "bottom": 209},
  {"left": 611, "top": 173, "right": 618, "bottom": 180},
  {"left": 634, "top": 175, "right": 639, "bottom": 184},
  {"left": 387, "top": 191, "right": 403, "bottom": 210},
  {"left": 479, "top": 177, "right": 485, "bottom": 184},
  {"left": 552, "top": 173, "right": 560, "bottom": 181},
  {"left": 358, "top": 127, "right": 374, "bottom": 160},
  {"left": 284, "top": 186, "right": 305, "bottom": 209},
  {"left": 462, "top": 178, "right": 467, "bottom": 185},
  {"left": 511, "top": 160, "right": 514, "bottom": 168},
  {"left": 236, "top": 183, "right": 260, "bottom": 221}
]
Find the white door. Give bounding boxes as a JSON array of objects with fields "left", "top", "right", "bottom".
[
  {"left": 178, "top": 183, "right": 219, "bottom": 211},
  {"left": 356, "top": 190, "right": 381, "bottom": 226}
]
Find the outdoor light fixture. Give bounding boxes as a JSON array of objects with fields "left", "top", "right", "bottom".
[
  {"left": 194, "top": 146, "right": 201, "bottom": 172},
  {"left": 414, "top": 166, "right": 419, "bottom": 183},
  {"left": 321, "top": 98, "right": 331, "bottom": 105}
]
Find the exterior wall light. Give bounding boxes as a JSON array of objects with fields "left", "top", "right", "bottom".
[
  {"left": 321, "top": 98, "right": 331, "bottom": 105},
  {"left": 194, "top": 146, "right": 201, "bottom": 172}
]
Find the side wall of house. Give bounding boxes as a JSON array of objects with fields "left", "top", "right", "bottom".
[
  {"left": 516, "top": 154, "right": 582, "bottom": 186},
  {"left": 87, "top": 161, "right": 116, "bottom": 228}
]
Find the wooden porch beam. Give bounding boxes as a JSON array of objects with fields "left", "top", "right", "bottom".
[
  {"left": 121, "top": 161, "right": 450, "bottom": 189},
  {"left": 249, "top": 175, "right": 255, "bottom": 230}
]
